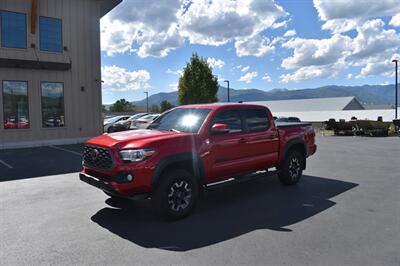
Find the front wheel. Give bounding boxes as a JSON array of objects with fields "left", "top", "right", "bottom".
[
  {"left": 278, "top": 150, "right": 304, "bottom": 185},
  {"left": 152, "top": 169, "right": 199, "bottom": 220}
]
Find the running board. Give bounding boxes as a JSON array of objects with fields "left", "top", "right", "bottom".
[{"left": 204, "top": 169, "right": 280, "bottom": 192}]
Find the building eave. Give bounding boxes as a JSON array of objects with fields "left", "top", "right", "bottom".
[{"left": 99, "top": 0, "right": 122, "bottom": 18}]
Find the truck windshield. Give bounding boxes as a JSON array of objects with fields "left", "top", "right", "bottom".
[{"left": 148, "top": 108, "right": 211, "bottom": 133}]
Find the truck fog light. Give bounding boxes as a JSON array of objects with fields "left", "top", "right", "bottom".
[{"left": 127, "top": 174, "right": 133, "bottom": 182}]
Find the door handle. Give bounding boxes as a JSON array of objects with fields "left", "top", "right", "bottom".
[{"left": 239, "top": 138, "right": 247, "bottom": 143}]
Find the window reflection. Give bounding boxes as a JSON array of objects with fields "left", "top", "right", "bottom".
[
  {"left": 2, "top": 81, "right": 29, "bottom": 129},
  {"left": 41, "top": 82, "right": 65, "bottom": 128}
]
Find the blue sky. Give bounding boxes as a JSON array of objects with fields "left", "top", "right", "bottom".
[{"left": 100, "top": 0, "right": 400, "bottom": 104}]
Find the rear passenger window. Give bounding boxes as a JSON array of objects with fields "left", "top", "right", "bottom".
[
  {"left": 212, "top": 110, "right": 242, "bottom": 133},
  {"left": 244, "top": 109, "right": 269, "bottom": 131}
]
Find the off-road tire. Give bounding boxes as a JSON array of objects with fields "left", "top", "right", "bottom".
[
  {"left": 278, "top": 150, "right": 304, "bottom": 186},
  {"left": 152, "top": 169, "right": 199, "bottom": 220}
]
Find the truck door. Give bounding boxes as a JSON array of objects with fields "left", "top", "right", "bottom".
[
  {"left": 240, "top": 108, "right": 280, "bottom": 170},
  {"left": 206, "top": 109, "right": 249, "bottom": 181}
]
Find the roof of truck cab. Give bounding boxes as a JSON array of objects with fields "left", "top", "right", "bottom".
[{"left": 177, "top": 103, "right": 268, "bottom": 110}]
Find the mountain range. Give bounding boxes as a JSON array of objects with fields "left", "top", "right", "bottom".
[{"left": 132, "top": 84, "right": 399, "bottom": 109}]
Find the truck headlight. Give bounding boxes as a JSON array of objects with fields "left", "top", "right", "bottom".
[{"left": 119, "top": 149, "right": 155, "bottom": 162}]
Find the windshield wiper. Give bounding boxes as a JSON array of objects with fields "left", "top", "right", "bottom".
[{"left": 169, "top": 128, "right": 181, "bottom": 133}]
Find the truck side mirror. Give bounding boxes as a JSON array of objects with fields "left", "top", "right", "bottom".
[{"left": 211, "top": 123, "right": 230, "bottom": 134}]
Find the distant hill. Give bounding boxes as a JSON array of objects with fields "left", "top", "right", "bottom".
[{"left": 132, "top": 84, "right": 399, "bottom": 108}]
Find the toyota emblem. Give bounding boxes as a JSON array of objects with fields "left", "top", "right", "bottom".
[{"left": 91, "top": 149, "right": 100, "bottom": 160}]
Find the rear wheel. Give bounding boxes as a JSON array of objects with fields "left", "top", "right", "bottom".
[
  {"left": 107, "top": 126, "right": 114, "bottom": 133},
  {"left": 152, "top": 169, "right": 199, "bottom": 220},
  {"left": 278, "top": 150, "right": 304, "bottom": 185}
]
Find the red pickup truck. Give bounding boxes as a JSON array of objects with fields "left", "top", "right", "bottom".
[{"left": 80, "top": 103, "right": 317, "bottom": 220}]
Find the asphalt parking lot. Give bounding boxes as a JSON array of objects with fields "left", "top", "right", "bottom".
[{"left": 1, "top": 136, "right": 399, "bottom": 265}]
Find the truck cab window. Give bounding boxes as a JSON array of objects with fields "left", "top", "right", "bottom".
[
  {"left": 212, "top": 109, "right": 243, "bottom": 133},
  {"left": 244, "top": 108, "right": 269, "bottom": 131}
]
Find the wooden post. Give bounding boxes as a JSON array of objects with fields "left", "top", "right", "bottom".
[{"left": 31, "top": 0, "right": 38, "bottom": 34}]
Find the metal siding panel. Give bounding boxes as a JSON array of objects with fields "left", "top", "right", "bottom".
[{"left": 0, "top": 0, "right": 103, "bottom": 147}]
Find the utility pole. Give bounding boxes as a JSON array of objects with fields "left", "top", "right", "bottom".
[
  {"left": 144, "top": 91, "right": 149, "bottom": 113},
  {"left": 224, "top": 80, "right": 230, "bottom": 102},
  {"left": 393, "top": 59, "right": 398, "bottom": 120}
]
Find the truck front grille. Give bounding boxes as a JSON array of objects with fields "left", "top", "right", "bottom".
[{"left": 83, "top": 145, "right": 113, "bottom": 169}]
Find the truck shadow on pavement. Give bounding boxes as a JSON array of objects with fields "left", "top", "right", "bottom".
[{"left": 91, "top": 175, "right": 357, "bottom": 252}]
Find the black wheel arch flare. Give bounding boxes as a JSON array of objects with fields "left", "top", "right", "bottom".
[{"left": 152, "top": 152, "right": 206, "bottom": 187}]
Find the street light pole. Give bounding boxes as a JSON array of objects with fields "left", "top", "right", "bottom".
[
  {"left": 224, "top": 80, "right": 230, "bottom": 102},
  {"left": 144, "top": 91, "right": 149, "bottom": 113},
  {"left": 393, "top": 59, "right": 398, "bottom": 120}
]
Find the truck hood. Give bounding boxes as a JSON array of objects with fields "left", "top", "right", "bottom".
[{"left": 86, "top": 129, "right": 190, "bottom": 149}]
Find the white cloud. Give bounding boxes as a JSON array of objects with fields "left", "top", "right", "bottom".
[
  {"left": 180, "top": 0, "right": 287, "bottom": 45},
  {"left": 283, "top": 29, "right": 296, "bottom": 37},
  {"left": 262, "top": 73, "right": 272, "bottom": 82},
  {"left": 321, "top": 19, "right": 361, "bottom": 34},
  {"left": 280, "top": 62, "right": 344, "bottom": 83},
  {"left": 235, "top": 35, "right": 275, "bottom": 57},
  {"left": 281, "top": 34, "right": 352, "bottom": 69},
  {"left": 271, "top": 19, "right": 291, "bottom": 29},
  {"left": 102, "top": 0, "right": 288, "bottom": 58},
  {"left": 356, "top": 54, "right": 399, "bottom": 78},
  {"left": 101, "top": 0, "right": 183, "bottom": 57},
  {"left": 314, "top": 0, "right": 400, "bottom": 33},
  {"left": 166, "top": 68, "right": 183, "bottom": 75},
  {"left": 313, "top": 0, "right": 400, "bottom": 20},
  {"left": 357, "top": 62, "right": 392, "bottom": 78},
  {"left": 168, "top": 82, "right": 179, "bottom": 90},
  {"left": 239, "top": 71, "right": 258, "bottom": 83},
  {"left": 280, "top": 17, "right": 400, "bottom": 82},
  {"left": 241, "top": 66, "right": 250, "bottom": 72},
  {"left": 207, "top": 58, "right": 225, "bottom": 69},
  {"left": 137, "top": 26, "right": 184, "bottom": 58},
  {"left": 390, "top": 13, "right": 400, "bottom": 27},
  {"left": 101, "top": 66, "right": 150, "bottom": 92},
  {"left": 349, "top": 19, "right": 400, "bottom": 61}
]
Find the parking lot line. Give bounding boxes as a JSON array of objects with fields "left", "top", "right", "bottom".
[
  {"left": 0, "top": 159, "right": 13, "bottom": 169},
  {"left": 49, "top": 146, "right": 82, "bottom": 156}
]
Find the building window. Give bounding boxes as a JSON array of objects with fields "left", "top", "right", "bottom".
[
  {"left": 41, "top": 82, "right": 65, "bottom": 128},
  {"left": 0, "top": 11, "right": 27, "bottom": 49},
  {"left": 2, "top": 81, "right": 30, "bottom": 129},
  {"left": 39, "top": 16, "right": 62, "bottom": 52}
]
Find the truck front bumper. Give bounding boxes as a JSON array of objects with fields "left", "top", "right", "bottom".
[{"left": 79, "top": 172, "right": 149, "bottom": 199}]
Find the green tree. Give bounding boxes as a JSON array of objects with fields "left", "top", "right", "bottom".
[
  {"left": 109, "top": 99, "right": 135, "bottom": 112},
  {"left": 102, "top": 105, "right": 107, "bottom": 112},
  {"left": 160, "top": 100, "right": 174, "bottom": 112},
  {"left": 178, "top": 53, "right": 219, "bottom": 105},
  {"left": 150, "top": 104, "right": 160, "bottom": 113}
]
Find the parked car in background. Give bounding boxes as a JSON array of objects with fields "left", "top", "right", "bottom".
[
  {"left": 131, "top": 114, "right": 160, "bottom": 129},
  {"left": 109, "top": 113, "right": 148, "bottom": 133},
  {"left": 4, "top": 117, "right": 29, "bottom": 129},
  {"left": 276, "top": 117, "right": 301, "bottom": 123},
  {"left": 104, "top": 115, "right": 130, "bottom": 133},
  {"left": 80, "top": 103, "right": 317, "bottom": 220}
]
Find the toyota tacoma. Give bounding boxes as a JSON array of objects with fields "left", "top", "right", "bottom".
[{"left": 80, "top": 103, "right": 317, "bottom": 220}]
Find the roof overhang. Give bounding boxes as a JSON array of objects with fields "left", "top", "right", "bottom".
[{"left": 99, "top": 0, "right": 122, "bottom": 18}]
